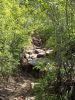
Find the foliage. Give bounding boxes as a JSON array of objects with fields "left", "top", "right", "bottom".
[
  {"left": 0, "top": 0, "right": 45, "bottom": 75},
  {"left": 34, "top": 62, "right": 57, "bottom": 100},
  {"left": 33, "top": 0, "right": 75, "bottom": 99},
  {"left": 0, "top": 0, "right": 75, "bottom": 99}
]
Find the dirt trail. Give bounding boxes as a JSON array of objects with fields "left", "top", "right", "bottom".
[
  {"left": 0, "top": 74, "right": 37, "bottom": 100},
  {"left": 0, "top": 35, "right": 52, "bottom": 100}
]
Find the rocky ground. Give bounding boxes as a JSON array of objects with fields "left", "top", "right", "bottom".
[
  {"left": 0, "top": 73, "right": 37, "bottom": 100},
  {"left": 0, "top": 35, "right": 52, "bottom": 100}
]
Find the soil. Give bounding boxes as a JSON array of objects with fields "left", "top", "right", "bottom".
[{"left": 0, "top": 73, "right": 37, "bottom": 100}]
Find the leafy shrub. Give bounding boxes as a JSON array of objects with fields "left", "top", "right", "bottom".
[
  {"left": 0, "top": 51, "right": 18, "bottom": 76},
  {"left": 34, "top": 60, "right": 57, "bottom": 100}
]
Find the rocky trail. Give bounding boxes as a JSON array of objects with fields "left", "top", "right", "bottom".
[
  {"left": 0, "top": 74, "right": 37, "bottom": 100},
  {"left": 0, "top": 35, "right": 53, "bottom": 100}
]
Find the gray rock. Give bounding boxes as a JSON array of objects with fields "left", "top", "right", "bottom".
[
  {"left": 28, "top": 59, "right": 37, "bottom": 66},
  {"left": 29, "top": 54, "right": 37, "bottom": 59}
]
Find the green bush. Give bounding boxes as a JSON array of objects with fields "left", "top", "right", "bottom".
[{"left": 34, "top": 61, "right": 57, "bottom": 100}]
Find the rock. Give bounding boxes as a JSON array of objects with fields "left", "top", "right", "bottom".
[
  {"left": 26, "top": 50, "right": 33, "bottom": 55},
  {"left": 34, "top": 49, "right": 45, "bottom": 54},
  {"left": 28, "top": 58, "right": 33, "bottom": 61},
  {"left": 8, "top": 76, "right": 15, "bottom": 83},
  {"left": 21, "top": 58, "right": 28, "bottom": 66},
  {"left": 46, "top": 49, "right": 53, "bottom": 55},
  {"left": 32, "top": 36, "right": 42, "bottom": 47},
  {"left": 37, "top": 53, "right": 45, "bottom": 58},
  {"left": 28, "top": 59, "right": 37, "bottom": 66},
  {"left": 15, "top": 96, "right": 24, "bottom": 100},
  {"left": 29, "top": 54, "right": 37, "bottom": 59},
  {"left": 25, "top": 96, "right": 35, "bottom": 100},
  {"left": 19, "top": 42, "right": 53, "bottom": 77},
  {"left": 26, "top": 54, "right": 30, "bottom": 59},
  {"left": 0, "top": 97, "right": 4, "bottom": 100},
  {"left": 31, "top": 82, "right": 40, "bottom": 89}
]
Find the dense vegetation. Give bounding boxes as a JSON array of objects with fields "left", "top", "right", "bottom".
[{"left": 0, "top": 0, "right": 75, "bottom": 100}]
